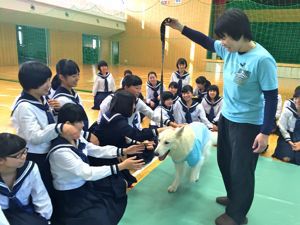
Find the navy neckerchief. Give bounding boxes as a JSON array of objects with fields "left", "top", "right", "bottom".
[
  {"left": 0, "top": 161, "right": 35, "bottom": 213},
  {"left": 147, "top": 81, "right": 161, "bottom": 100},
  {"left": 179, "top": 98, "right": 199, "bottom": 124},
  {"left": 203, "top": 96, "right": 223, "bottom": 122},
  {"left": 161, "top": 105, "right": 175, "bottom": 122},
  {"left": 11, "top": 91, "right": 55, "bottom": 124},
  {"left": 53, "top": 86, "right": 80, "bottom": 104},
  {"left": 49, "top": 136, "right": 89, "bottom": 164},
  {"left": 97, "top": 72, "right": 111, "bottom": 92},
  {"left": 175, "top": 71, "right": 189, "bottom": 93}
]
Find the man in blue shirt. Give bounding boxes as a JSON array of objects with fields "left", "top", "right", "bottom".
[{"left": 167, "top": 8, "right": 278, "bottom": 225}]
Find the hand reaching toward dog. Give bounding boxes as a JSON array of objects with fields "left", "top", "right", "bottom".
[
  {"left": 143, "top": 140, "right": 155, "bottom": 151},
  {"left": 124, "top": 144, "right": 145, "bottom": 155},
  {"left": 118, "top": 156, "right": 145, "bottom": 171}
]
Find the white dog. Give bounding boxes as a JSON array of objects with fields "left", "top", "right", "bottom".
[{"left": 155, "top": 122, "right": 216, "bottom": 193}]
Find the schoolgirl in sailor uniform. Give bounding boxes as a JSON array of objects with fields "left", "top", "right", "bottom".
[
  {"left": 173, "top": 85, "right": 215, "bottom": 130},
  {"left": 92, "top": 60, "right": 116, "bottom": 110},
  {"left": 272, "top": 92, "right": 300, "bottom": 165},
  {"left": 146, "top": 71, "right": 165, "bottom": 109},
  {"left": 170, "top": 58, "right": 190, "bottom": 96},
  {"left": 93, "top": 90, "right": 164, "bottom": 167},
  {"left": 150, "top": 91, "right": 180, "bottom": 128},
  {"left": 11, "top": 61, "right": 78, "bottom": 194},
  {"left": 168, "top": 82, "right": 180, "bottom": 104},
  {"left": 201, "top": 85, "right": 223, "bottom": 125},
  {"left": 47, "top": 59, "right": 65, "bottom": 99},
  {"left": 283, "top": 86, "right": 300, "bottom": 109},
  {"left": 119, "top": 69, "right": 133, "bottom": 88},
  {"left": 97, "top": 75, "right": 165, "bottom": 129},
  {"left": 52, "top": 59, "right": 90, "bottom": 134},
  {"left": 193, "top": 76, "right": 211, "bottom": 103},
  {"left": 0, "top": 133, "right": 52, "bottom": 225},
  {"left": 49, "top": 104, "right": 144, "bottom": 225}
]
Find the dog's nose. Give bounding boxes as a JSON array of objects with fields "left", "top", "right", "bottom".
[{"left": 154, "top": 151, "right": 159, "bottom": 156}]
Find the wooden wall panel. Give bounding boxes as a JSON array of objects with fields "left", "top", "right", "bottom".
[
  {"left": 49, "top": 30, "right": 83, "bottom": 66},
  {"left": 100, "top": 38, "right": 110, "bottom": 63},
  {"left": 0, "top": 23, "right": 18, "bottom": 66},
  {"left": 118, "top": 0, "right": 212, "bottom": 72}
]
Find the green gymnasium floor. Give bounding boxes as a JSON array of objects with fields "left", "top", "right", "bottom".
[{"left": 120, "top": 149, "right": 300, "bottom": 225}]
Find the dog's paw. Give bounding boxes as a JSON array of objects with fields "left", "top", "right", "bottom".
[
  {"left": 167, "top": 185, "right": 178, "bottom": 193},
  {"left": 189, "top": 176, "right": 199, "bottom": 183}
]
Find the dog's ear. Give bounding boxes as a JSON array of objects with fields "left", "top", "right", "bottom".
[{"left": 175, "top": 126, "right": 185, "bottom": 138}]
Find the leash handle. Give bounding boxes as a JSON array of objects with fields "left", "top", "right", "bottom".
[{"left": 159, "top": 18, "right": 170, "bottom": 127}]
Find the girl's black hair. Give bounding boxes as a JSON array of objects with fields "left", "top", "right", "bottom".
[
  {"left": 0, "top": 133, "right": 26, "bottom": 158},
  {"left": 61, "top": 59, "right": 80, "bottom": 77},
  {"left": 51, "top": 74, "right": 61, "bottom": 91},
  {"left": 195, "top": 76, "right": 211, "bottom": 90},
  {"left": 56, "top": 59, "right": 67, "bottom": 74},
  {"left": 57, "top": 103, "right": 86, "bottom": 123},
  {"left": 176, "top": 58, "right": 187, "bottom": 69},
  {"left": 124, "top": 69, "right": 133, "bottom": 76},
  {"left": 181, "top": 85, "right": 193, "bottom": 94},
  {"left": 97, "top": 60, "right": 108, "bottom": 72},
  {"left": 18, "top": 61, "right": 52, "bottom": 91},
  {"left": 110, "top": 90, "right": 136, "bottom": 117},
  {"left": 207, "top": 85, "right": 220, "bottom": 100},
  {"left": 122, "top": 75, "right": 142, "bottom": 88},
  {"left": 168, "top": 81, "right": 178, "bottom": 89},
  {"left": 214, "top": 8, "right": 252, "bottom": 41},
  {"left": 161, "top": 91, "right": 174, "bottom": 104},
  {"left": 147, "top": 71, "right": 157, "bottom": 78}
]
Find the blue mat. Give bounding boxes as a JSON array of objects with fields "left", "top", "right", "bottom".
[{"left": 120, "top": 149, "right": 300, "bottom": 225}]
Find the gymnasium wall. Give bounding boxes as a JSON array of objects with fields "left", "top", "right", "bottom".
[
  {"left": 116, "top": 0, "right": 213, "bottom": 72},
  {"left": 0, "top": 23, "right": 18, "bottom": 66},
  {"left": 49, "top": 30, "right": 83, "bottom": 65},
  {"left": 100, "top": 38, "right": 111, "bottom": 63}
]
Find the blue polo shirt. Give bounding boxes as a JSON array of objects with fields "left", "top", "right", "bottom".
[{"left": 214, "top": 40, "right": 278, "bottom": 125}]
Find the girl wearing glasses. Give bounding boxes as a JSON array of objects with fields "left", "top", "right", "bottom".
[{"left": 0, "top": 133, "right": 52, "bottom": 225}]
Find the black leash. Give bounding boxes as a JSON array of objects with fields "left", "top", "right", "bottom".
[{"left": 159, "top": 18, "right": 171, "bottom": 127}]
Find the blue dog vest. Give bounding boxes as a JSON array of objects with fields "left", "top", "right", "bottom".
[{"left": 173, "top": 122, "right": 211, "bottom": 167}]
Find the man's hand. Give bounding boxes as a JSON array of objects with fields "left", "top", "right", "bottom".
[
  {"left": 165, "top": 18, "right": 184, "bottom": 32},
  {"left": 252, "top": 133, "right": 269, "bottom": 153}
]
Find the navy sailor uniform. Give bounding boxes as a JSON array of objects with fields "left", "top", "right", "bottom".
[
  {"left": 98, "top": 94, "right": 167, "bottom": 129},
  {"left": 150, "top": 105, "right": 175, "bottom": 127},
  {"left": 53, "top": 86, "right": 90, "bottom": 135},
  {"left": 201, "top": 95, "right": 223, "bottom": 124},
  {"left": 146, "top": 81, "right": 164, "bottom": 109},
  {"left": 48, "top": 136, "right": 127, "bottom": 225},
  {"left": 92, "top": 112, "right": 158, "bottom": 168},
  {"left": 273, "top": 102, "right": 300, "bottom": 165},
  {"left": 0, "top": 161, "right": 52, "bottom": 225},
  {"left": 11, "top": 91, "right": 62, "bottom": 194},
  {"left": 92, "top": 72, "right": 116, "bottom": 109},
  {"left": 170, "top": 70, "right": 190, "bottom": 95},
  {"left": 173, "top": 98, "right": 213, "bottom": 129}
]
